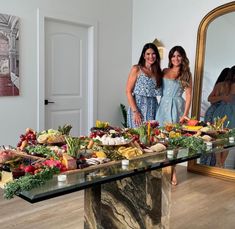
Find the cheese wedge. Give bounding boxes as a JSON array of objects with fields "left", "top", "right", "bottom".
[
  {"left": 62, "top": 154, "right": 77, "bottom": 170},
  {"left": 1, "top": 171, "right": 13, "bottom": 185}
]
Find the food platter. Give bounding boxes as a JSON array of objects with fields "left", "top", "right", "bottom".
[
  {"left": 182, "top": 128, "right": 199, "bottom": 133},
  {"left": 200, "top": 129, "right": 218, "bottom": 135},
  {"left": 99, "top": 139, "right": 133, "bottom": 147},
  {"left": 199, "top": 127, "right": 219, "bottom": 136}
]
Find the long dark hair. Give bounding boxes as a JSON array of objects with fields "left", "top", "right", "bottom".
[
  {"left": 225, "top": 65, "right": 235, "bottom": 82},
  {"left": 168, "top": 46, "right": 191, "bottom": 88},
  {"left": 225, "top": 65, "right": 235, "bottom": 93},
  {"left": 215, "top": 67, "right": 230, "bottom": 85},
  {"left": 138, "top": 43, "right": 162, "bottom": 87}
]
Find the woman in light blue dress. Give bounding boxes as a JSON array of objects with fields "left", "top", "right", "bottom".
[
  {"left": 156, "top": 46, "right": 192, "bottom": 127},
  {"left": 126, "top": 43, "right": 162, "bottom": 128},
  {"left": 155, "top": 78, "right": 185, "bottom": 126},
  {"left": 155, "top": 46, "right": 192, "bottom": 185}
]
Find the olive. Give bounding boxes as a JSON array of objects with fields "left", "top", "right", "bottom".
[{"left": 2, "top": 164, "right": 11, "bottom": 172}]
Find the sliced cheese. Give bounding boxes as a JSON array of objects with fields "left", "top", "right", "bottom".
[{"left": 1, "top": 171, "right": 13, "bottom": 184}]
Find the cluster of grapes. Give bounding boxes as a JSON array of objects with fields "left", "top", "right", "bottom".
[
  {"left": 132, "top": 134, "right": 140, "bottom": 142},
  {"left": 144, "top": 121, "right": 159, "bottom": 128},
  {"left": 89, "top": 130, "right": 105, "bottom": 138},
  {"left": 76, "top": 155, "right": 89, "bottom": 169},
  {"left": 17, "top": 128, "right": 37, "bottom": 148}
]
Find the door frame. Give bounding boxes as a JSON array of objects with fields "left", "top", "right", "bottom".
[{"left": 36, "top": 8, "right": 98, "bottom": 132}]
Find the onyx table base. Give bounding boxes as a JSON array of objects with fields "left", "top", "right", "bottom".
[{"left": 84, "top": 167, "right": 171, "bottom": 229}]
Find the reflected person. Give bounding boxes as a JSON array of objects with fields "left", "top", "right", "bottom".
[{"left": 201, "top": 66, "right": 235, "bottom": 167}]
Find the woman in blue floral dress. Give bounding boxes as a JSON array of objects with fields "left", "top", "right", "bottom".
[
  {"left": 126, "top": 43, "right": 162, "bottom": 128},
  {"left": 205, "top": 66, "right": 235, "bottom": 128},
  {"left": 204, "top": 67, "right": 230, "bottom": 124}
]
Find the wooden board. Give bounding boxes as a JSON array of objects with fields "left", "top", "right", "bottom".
[
  {"left": 62, "top": 150, "right": 166, "bottom": 175},
  {"left": 14, "top": 151, "right": 46, "bottom": 161}
]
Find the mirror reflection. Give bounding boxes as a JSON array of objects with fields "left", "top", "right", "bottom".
[
  {"left": 198, "top": 11, "right": 235, "bottom": 170},
  {"left": 200, "top": 12, "right": 235, "bottom": 119}
]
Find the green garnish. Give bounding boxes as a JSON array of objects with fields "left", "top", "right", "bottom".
[
  {"left": 168, "top": 136, "right": 206, "bottom": 154},
  {"left": 4, "top": 167, "right": 60, "bottom": 199}
]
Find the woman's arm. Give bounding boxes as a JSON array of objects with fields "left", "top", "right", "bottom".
[
  {"left": 230, "top": 83, "right": 235, "bottom": 94},
  {"left": 208, "top": 83, "right": 233, "bottom": 103},
  {"left": 208, "top": 84, "right": 223, "bottom": 103},
  {"left": 126, "top": 65, "right": 142, "bottom": 126},
  {"left": 180, "top": 79, "right": 192, "bottom": 123}
]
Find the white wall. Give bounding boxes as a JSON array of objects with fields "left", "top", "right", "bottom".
[
  {"left": 0, "top": 0, "right": 132, "bottom": 145},
  {"left": 132, "top": 0, "right": 232, "bottom": 74}
]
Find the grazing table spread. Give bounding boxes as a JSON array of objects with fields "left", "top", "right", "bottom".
[{"left": 1, "top": 119, "right": 235, "bottom": 229}]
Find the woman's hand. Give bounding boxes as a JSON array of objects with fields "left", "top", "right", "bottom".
[
  {"left": 133, "top": 111, "right": 142, "bottom": 126},
  {"left": 179, "top": 115, "right": 189, "bottom": 124}
]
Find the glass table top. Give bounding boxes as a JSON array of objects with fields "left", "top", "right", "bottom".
[{"left": 20, "top": 140, "right": 235, "bottom": 203}]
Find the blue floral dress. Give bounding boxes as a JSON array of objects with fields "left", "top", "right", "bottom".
[
  {"left": 127, "top": 69, "right": 162, "bottom": 128},
  {"left": 204, "top": 102, "right": 221, "bottom": 123},
  {"left": 155, "top": 78, "right": 185, "bottom": 126}
]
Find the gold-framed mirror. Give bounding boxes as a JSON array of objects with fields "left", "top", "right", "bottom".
[{"left": 188, "top": 2, "right": 235, "bottom": 181}]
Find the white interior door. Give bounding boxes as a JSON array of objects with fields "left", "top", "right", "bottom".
[{"left": 45, "top": 18, "right": 88, "bottom": 136}]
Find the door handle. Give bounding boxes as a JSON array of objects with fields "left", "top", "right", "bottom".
[{"left": 44, "top": 99, "right": 55, "bottom": 105}]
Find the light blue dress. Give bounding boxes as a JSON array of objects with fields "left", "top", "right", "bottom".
[
  {"left": 127, "top": 69, "right": 162, "bottom": 128},
  {"left": 200, "top": 97, "right": 235, "bottom": 166},
  {"left": 155, "top": 78, "right": 185, "bottom": 126}
]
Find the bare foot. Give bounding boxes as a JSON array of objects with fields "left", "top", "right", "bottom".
[
  {"left": 215, "top": 163, "right": 222, "bottom": 168},
  {"left": 171, "top": 171, "right": 177, "bottom": 186},
  {"left": 171, "top": 178, "right": 177, "bottom": 186}
]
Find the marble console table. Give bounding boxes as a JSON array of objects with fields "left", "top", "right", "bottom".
[{"left": 84, "top": 167, "right": 171, "bottom": 229}]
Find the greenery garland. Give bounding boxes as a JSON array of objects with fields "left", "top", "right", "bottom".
[
  {"left": 168, "top": 136, "right": 206, "bottom": 154},
  {"left": 4, "top": 167, "right": 60, "bottom": 199}
]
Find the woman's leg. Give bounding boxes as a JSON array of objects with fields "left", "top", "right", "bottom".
[
  {"left": 215, "top": 153, "right": 222, "bottom": 167},
  {"left": 220, "top": 150, "right": 229, "bottom": 168},
  {"left": 171, "top": 165, "right": 177, "bottom": 185}
]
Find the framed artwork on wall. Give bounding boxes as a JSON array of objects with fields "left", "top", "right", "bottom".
[{"left": 0, "top": 13, "right": 19, "bottom": 96}]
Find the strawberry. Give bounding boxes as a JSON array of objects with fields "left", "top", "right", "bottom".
[
  {"left": 24, "top": 165, "right": 35, "bottom": 174},
  {"left": 187, "top": 119, "right": 199, "bottom": 126}
]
